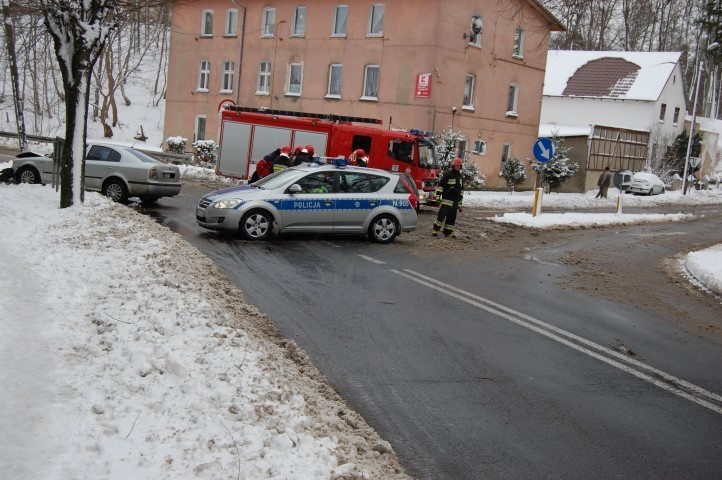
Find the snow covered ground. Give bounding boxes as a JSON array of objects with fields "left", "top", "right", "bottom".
[{"left": 1, "top": 159, "right": 720, "bottom": 479}]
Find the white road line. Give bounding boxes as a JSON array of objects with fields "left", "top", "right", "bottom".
[
  {"left": 358, "top": 255, "right": 386, "bottom": 265},
  {"left": 393, "top": 268, "right": 722, "bottom": 415},
  {"left": 631, "top": 232, "right": 687, "bottom": 237}
]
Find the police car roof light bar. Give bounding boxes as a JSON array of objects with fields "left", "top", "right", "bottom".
[{"left": 225, "top": 105, "right": 383, "bottom": 125}]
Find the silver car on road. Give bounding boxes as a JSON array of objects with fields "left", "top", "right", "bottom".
[
  {"left": 11, "top": 142, "right": 182, "bottom": 204},
  {"left": 196, "top": 163, "right": 418, "bottom": 243}
]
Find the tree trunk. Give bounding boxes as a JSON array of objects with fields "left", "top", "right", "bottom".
[{"left": 2, "top": 1, "right": 28, "bottom": 152}]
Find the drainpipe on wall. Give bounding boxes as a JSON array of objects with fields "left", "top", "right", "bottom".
[{"left": 231, "top": 0, "right": 246, "bottom": 105}]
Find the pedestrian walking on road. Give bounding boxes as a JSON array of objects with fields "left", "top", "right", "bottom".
[{"left": 596, "top": 167, "right": 613, "bottom": 199}]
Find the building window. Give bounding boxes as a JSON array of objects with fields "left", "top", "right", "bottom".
[
  {"left": 502, "top": 143, "right": 512, "bottom": 164},
  {"left": 513, "top": 28, "right": 524, "bottom": 58},
  {"left": 507, "top": 83, "right": 519, "bottom": 116},
  {"left": 332, "top": 5, "right": 348, "bottom": 36},
  {"left": 221, "top": 61, "right": 234, "bottom": 92},
  {"left": 659, "top": 103, "right": 667, "bottom": 122},
  {"left": 292, "top": 6, "right": 306, "bottom": 36},
  {"left": 473, "top": 140, "right": 487, "bottom": 155},
  {"left": 469, "top": 15, "right": 483, "bottom": 46},
  {"left": 362, "top": 65, "right": 380, "bottom": 100},
  {"left": 262, "top": 7, "right": 276, "bottom": 37},
  {"left": 286, "top": 63, "right": 303, "bottom": 96},
  {"left": 673, "top": 107, "right": 680, "bottom": 125},
  {"left": 326, "top": 64, "right": 343, "bottom": 98},
  {"left": 463, "top": 74, "right": 475, "bottom": 109},
  {"left": 201, "top": 10, "right": 214, "bottom": 37},
  {"left": 225, "top": 9, "right": 238, "bottom": 36},
  {"left": 257, "top": 61, "right": 271, "bottom": 94},
  {"left": 195, "top": 115, "right": 207, "bottom": 141},
  {"left": 197, "top": 60, "right": 210, "bottom": 91},
  {"left": 368, "top": 4, "right": 384, "bottom": 36}
]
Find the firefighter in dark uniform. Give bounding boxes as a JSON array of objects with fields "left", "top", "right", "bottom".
[
  {"left": 272, "top": 145, "right": 293, "bottom": 173},
  {"left": 432, "top": 157, "right": 464, "bottom": 238}
]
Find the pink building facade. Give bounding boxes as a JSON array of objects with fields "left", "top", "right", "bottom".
[{"left": 163, "top": 0, "right": 562, "bottom": 189}]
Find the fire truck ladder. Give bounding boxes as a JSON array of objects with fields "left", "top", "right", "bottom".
[{"left": 224, "top": 105, "right": 383, "bottom": 125}]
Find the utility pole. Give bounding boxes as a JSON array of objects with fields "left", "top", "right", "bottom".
[{"left": 682, "top": 61, "right": 703, "bottom": 195}]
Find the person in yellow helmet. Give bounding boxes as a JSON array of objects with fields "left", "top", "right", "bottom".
[{"left": 432, "top": 157, "right": 464, "bottom": 238}]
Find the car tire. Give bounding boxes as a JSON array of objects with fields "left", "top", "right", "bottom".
[
  {"left": 16, "top": 166, "right": 41, "bottom": 184},
  {"left": 368, "top": 214, "right": 399, "bottom": 244},
  {"left": 240, "top": 209, "right": 273, "bottom": 240},
  {"left": 103, "top": 178, "right": 129, "bottom": 203}
]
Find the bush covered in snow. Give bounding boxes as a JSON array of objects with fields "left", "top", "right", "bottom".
[
  {"left": 530, "top": 135, "right": 579, "bottom": 192},
  {"left": 166, "top": 136, "right": 187, "bottom": 154},
  {"left": 499, "top": 157, "right": 527, "bottom": 193},
  {"left": 435, "top": 128, "right": 485, "bottom": 189},
  {"left": 193, "top": 140, "right": 218, "bottom": 169}
]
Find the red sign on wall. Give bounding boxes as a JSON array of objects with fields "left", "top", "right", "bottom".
[{"left": 415, "top": 73, "right": 432, "bottom": 98}]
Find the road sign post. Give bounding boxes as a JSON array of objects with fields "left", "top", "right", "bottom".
[{"left": 532, "top": 138, "right": 555, "bottom": 216}]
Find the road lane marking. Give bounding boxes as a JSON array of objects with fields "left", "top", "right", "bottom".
[
  {"left": 393, "top": 268, "right": 722, "bottom": 416},
  {"left": 631, "top": 232, "right": 687, "bottom": 238},
  {"left": 358, "top": 255, "right": 386, "bottom": 265}
]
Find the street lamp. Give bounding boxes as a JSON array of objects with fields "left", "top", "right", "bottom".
[
  {"left": 230, "top": 0, "right": 246, "bottom": 106},
  {"left": 451, "top": 106, "right": 457, "bottom": 129}
]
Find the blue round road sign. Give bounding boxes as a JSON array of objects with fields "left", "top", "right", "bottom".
[{"left": 533, "top": 137, "right": 555, "bottom": 163}]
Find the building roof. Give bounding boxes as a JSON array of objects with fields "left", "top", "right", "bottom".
[{"left": 544, "top": 50, "right": 682, "bottom": 101}]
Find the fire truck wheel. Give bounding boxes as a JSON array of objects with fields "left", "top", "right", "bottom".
[
  {"left": 240, "top": 209, "right": 273, "bottom": 240},
  {"left": 368, "top": 214, "right": 399, "bottom": 244}
]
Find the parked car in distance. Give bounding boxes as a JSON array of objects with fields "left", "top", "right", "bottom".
[
  {"left": 196, "top": 163, "right": 418, "bottom": 243},
  {"left": 629, "top": 172, "right": 665, "bottom": 195},
  {"left": 11, "top": 143, "right": 182, "bottom": 204}
]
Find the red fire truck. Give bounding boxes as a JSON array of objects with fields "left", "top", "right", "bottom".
[{"left": 216, "top": 106, "right": 441, "bottom": 204}]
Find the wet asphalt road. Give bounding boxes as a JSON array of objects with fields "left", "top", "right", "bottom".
[{"left": 136, "top": 181, "right": 722, "bottom": 480}]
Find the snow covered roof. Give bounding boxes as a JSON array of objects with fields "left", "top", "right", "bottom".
[
  {"left": 544, "top": 50, "right": 682, "bottom": 101},
  {"left": 539, "top": 123, "right": 592, "bottom": 138}
]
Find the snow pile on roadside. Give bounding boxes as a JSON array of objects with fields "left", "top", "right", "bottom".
[
  {"left": 489, "top": 212, "right": 693, "bottom": 229},
  {"left": 683, "top": 244, "right": 722, "bottom": 298},
  {"left": 178, "top": 164, "right": 240, "bottom": 186},
  {"left": 0, "top": 183, "right": 407, "bottom": 480}
]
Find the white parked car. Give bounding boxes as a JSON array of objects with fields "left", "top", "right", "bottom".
[
  {"left": 10, "top": 143, "right": 182, "bottom": 204},
  {"left": 629, "top": 172, "right": 665, "bottom": 195}
]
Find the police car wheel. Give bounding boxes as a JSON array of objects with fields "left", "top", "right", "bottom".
[
  {"left": 240, "top": 209, "right": 272, "bottom": 240},
  {"left": 369, "top": 214, "right": 399, "bottom": 244}
]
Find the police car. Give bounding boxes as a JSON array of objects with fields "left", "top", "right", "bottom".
[{"left": 196, "top": 162, "right": 418, "bottom": 243}]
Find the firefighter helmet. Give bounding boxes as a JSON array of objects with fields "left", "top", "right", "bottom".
[
  {"left": 305, "top": 145, "right": 315, "bottom": 156},
  {"left": 354, "top": 148, "right": 366, "bottom": 157},
  {"left": 281, "top": 145, "right": 291, "bottom": 154},
  {"left": 293, "top": 146, "right": 302, "bottom": 155},
  {"left": 452, "top": 157, "right": 463, "bottom": 166}
]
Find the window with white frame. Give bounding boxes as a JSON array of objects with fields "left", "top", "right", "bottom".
[
  {"left": 469, "top": 15, "right": 482, "bottom": 46},
  {"left": 473, "top": 140, "right": 487, "bottom": 155},
  {"left": 292, "top": 6, "right": 306, "bottom": 36},
  {"left": 513, "top": 28, "right": 524, "bottom": 58},
  {"left": 201, "top": 10, "right": 214, "bottom": 36},
  {"left": 221, "top": 61, "right": 234, "bottom": 92},
  {"left": 195, "top": 115, "right": 207, "bottom": 141},
  {"left": 225, "top": 9, "right": 238, "bottom": 36},
  {"left": 463, "top": 74, "right": 475, "bottom": 109},
  {"left": 332, "top": 5, "right": 348, "bottom": 36},
  {"left": 257, "top": 61, "right": 271, "bottom": 94},
  {"left": 507, "top": 83, "right": 519, "bottom": 116},
  {"left": 286, "top": 63, "right": 303, "bottom": 95},
  {"left": 368, "top": 4, "right": 385, "bottom": 36},
  {"left": 262, "top": 7, "right": 276, "bottom": 37},
  {"left": 362, "top": 65, "right": 380, "bottom": 100},
  {"left": 197, "top": 60, "right": 210, "bottom": 91},
  {"left": 501, "top": 143, "right": 512, "bottom": 164},
  {"left": 326, "top": 64, "right": 343, "bottom": 98}
]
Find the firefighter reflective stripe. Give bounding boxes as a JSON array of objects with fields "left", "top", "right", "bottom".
[{"left": 273, "top": 164, "right": 288, "bottom": 173}]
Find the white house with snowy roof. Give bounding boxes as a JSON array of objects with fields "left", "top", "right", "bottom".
[{"left": 540, "top": 50, "right": 686, "bottom": 156}]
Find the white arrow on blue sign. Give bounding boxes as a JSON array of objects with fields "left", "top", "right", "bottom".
[{"left": 533, "top": 137, "right": 555, "bottom": 163}]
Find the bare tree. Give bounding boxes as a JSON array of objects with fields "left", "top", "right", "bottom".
[{"left": 1, "top": 0, "right": 28, "bottom": 151}]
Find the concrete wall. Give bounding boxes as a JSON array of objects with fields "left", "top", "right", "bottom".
[{"left": 164, "top": 0, "right": 558, "bottom": 188}]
